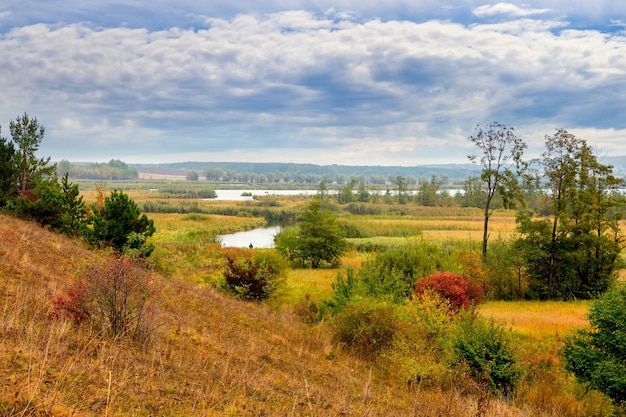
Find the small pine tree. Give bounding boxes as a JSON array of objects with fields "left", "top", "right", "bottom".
[{"left": 89, "top": 189, "right": 155, "bottom": 256}]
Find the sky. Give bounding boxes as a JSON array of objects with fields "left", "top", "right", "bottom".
[{"left": 1, "top": 1, "right": 625, "bottom": 166}]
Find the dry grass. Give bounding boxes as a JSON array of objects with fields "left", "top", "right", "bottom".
[
  {"left": 0, "top": 213, "right": 548, "bottom": 416},
  {"left": 479, "top": 301, "right": 590, "bottom": 340}
]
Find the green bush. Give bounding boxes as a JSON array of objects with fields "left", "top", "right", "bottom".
[
  {"left": 332, "top": 298, "right": 400, "bottom": 360},
  {"left": 563, "top": 283, "right": 626, "bottom": 408},
  {"left": 6, "top": 174, "right": 87, "bottom": 236},
  {"left": 453, "top": 314, "right": 520, "bottom": 396},
  {"left": 221, "top": 250, "right": 287, "bottom": 301},
  {"left": 324, "top": 268, "right": 358, "bottom": 314},
  {"left": 358, "top": 244, "right": 459, "bottom": 302}
]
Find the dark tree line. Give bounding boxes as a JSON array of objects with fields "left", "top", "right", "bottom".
[{"left": 57, "top": 159, "right": 139, "bottom": 180}]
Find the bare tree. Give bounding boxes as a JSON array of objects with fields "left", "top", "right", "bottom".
[{"left": 468, "top": 122, "right": 526, "bottom": 260}]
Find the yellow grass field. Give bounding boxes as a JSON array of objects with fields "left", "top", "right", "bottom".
[{"left": 480, "top": 300, "right": 591, "bottom": 340}]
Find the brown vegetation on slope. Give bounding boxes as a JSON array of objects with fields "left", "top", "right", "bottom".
[{"left": 0, "top": 213, "right": 607, "bottom": 416}]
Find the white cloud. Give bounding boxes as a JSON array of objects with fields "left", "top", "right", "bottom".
[
  {"left": 2, "top": 6, "right": 626, "bottom": 164},
  {"left": 472, "top": 3, "right": 551, "bottom": 18}
]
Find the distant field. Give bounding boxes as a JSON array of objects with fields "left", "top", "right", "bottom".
[
  {"left": 138, "top": 172, "right": 187, "bottom": 180},
  {"left": 480, "top": 300, "right": 590, "bottom": 340}
]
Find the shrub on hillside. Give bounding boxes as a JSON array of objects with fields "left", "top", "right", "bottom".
[
  {"left": 332, "top": 298, "right": 400, "bottom": 360},
  {"left": 383, "top": 293, "right": 457, "bottom": 387},
  {"left": 221, "top": 250, "right": 286, "bottom": 301},
  {"left": 6, "top": 174, "right": 87, "bottom": 236},
  {"left": 53, "top": 255, "right": 157, "bottom": 343},
  {"left": 453, "top": 314, "right": 520, "bottom": 396},
  {"left": 414, "top": 272, "right": 484, "bottom": 311}
]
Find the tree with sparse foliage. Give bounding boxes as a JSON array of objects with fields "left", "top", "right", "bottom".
[{"left": 468, "top": 122, "right": 526, "bottom": 260}]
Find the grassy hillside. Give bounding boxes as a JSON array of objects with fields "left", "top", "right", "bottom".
[{"left": 0, "top": 213, "right": 612, "bottom": 416}]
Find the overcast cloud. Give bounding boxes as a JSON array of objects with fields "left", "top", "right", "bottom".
[{"left": 1, "top": 1, "right": 625, "bottom": 165}]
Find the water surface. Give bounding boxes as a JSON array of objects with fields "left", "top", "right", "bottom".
[{"left": 218, "top": 226, "right": 281, "bottom": 248}]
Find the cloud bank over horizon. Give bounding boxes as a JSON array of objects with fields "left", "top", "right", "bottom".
[{"left": 1, "top": 1, "right": 625, "bottom": 166}]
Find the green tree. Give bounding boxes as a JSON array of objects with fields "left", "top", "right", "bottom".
[
  {"left": 563, "top": 283, "right": 626, "bottom": 409},
  {"left": 317, "top": 180, "right": 329, "bottom": 201},
  {"left": 9, "top": 113, "right": 54, "bottom": 193},
  {"left": 337, "top": 178, "right": 356, "bottom": 204},
  {"left": 6, "top": 173, "right": 87, "bottom": 236},
  {"left": 298, "top": 200, "right": 346, "bottom": 268},
  {"left": 459, "top": 176, "right": 486, "bottom": 208},
  {"left": 516, "top": 131, "right": 623, "bottom": 299},
  {"left": 276, "top": 201, "right": 346, "bottom": 268},
  {"left": 418, "top": 176, "right": 442, "bottom": 206},
  {"left": 90, "top": 190, "right": 156, "bottom": 256},
  {"left": 468, "top": 122, "right": 526, "bottom": 260},
  {"left": 186, "top": 170, "right": 199, "bottom": 181},
  {"left": 0, "top": 135, "right": 18, "bottom": 205},
  {"left": 357, "top": 181, "right": 370, "bottom": 202},
  {"left": 395, "top": 175, "right": 409, "bottom": 204},
  {"left": 57, "top": 173, "right": 88, "bottom": 236}
]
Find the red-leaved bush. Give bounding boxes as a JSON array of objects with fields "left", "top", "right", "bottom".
[
  {"left": 52, "top": 255, "right": 156, "bottom": 342},
  {"left": 52, "top": 280, "right": 89, "bottom": 324},
  {"left": 414, "top": 272, "right": 484, "bottom": 311}
]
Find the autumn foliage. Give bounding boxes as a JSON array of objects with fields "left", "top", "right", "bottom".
[{"left": 414, "top": 272, "right": 484, "bottom": 311}]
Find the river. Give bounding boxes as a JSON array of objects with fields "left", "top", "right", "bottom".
[
  {"left": 218, "top": 226, "right": 281, "bottom": 248},
  {"left": 210, "top": 189, "right": 315, "bottom": 201}
]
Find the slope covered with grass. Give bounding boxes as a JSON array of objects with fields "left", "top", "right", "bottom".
[{"left": 0, "top": 213, "right": 610, "bottom": 416}]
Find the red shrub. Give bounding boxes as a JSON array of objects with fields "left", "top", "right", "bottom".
[
  {"left": 414, "top": 272, "right": 484, "bottom": 311},
  {"left": 52, "top": 255, "right": 156, "bottom": 342},
  {"left": 52, "top": 280, "right": 89, "bottom": 324}
]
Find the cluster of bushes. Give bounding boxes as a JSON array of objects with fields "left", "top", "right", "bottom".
[
  {"left": 330, "top": 289, "right": 519, "bottom": 398},
  {"left": 282, "top": 243, "right": 519, "bottom": 399},
  {"left": 143, "top": 200, "right": 208, "bottom": 214}
]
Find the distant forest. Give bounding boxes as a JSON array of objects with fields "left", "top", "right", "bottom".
[
  {"left": 58, "top": 159, "right": 139, "bottom": 180},
  {"left": 57, "top": 156, "right": 626, "bottom": 184},
  {"left": 135, "top": 161, "right": 483, "bottom": 185}
]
